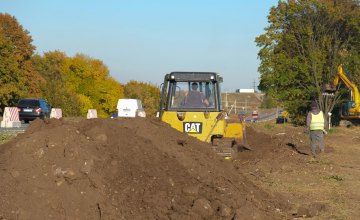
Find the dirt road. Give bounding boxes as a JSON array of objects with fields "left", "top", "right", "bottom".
[{"left": 0, "top": 118, "right": 359, "bottom": 219}]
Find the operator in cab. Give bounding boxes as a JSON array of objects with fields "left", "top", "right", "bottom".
[{"left": 182, "top": 82, "right": 209, "bottom": 107}]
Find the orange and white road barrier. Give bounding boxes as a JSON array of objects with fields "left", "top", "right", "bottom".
[
  {"left": 87, "top": 109, "right": 97, "bottom": 119},
  {"left": 1, "top": 107, "right": 21, "bottom": 128},
  {"left": 50, "top": 108, "right": 63, "bottom": 119}
]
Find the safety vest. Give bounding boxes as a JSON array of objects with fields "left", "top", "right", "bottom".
[{"left": 310, "top": 111, "right": 324, "bottom": 130}]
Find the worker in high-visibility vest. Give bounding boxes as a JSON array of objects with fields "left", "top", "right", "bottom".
[{"left": 305, "top": 100, "right": 325, "bottom": 158}]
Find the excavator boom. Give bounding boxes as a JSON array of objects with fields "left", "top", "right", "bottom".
[
  {"left": 334, "top": 65, "right": 360, "bottom": 108},
  {"left": 326, "top": 64, "right": 360, "bottom": 120}
]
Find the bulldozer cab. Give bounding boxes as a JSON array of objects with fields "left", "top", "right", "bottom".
[
  {"left": 170, "top": 81, "right": 214, "bottom": 108},
  {"left": 159, "top": 72, "right": 223, "bottom": 116}
]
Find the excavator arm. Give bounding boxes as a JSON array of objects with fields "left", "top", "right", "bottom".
[{"left": 334, "top": 64, "right": 360, "bottom": 111}]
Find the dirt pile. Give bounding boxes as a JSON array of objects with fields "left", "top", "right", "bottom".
[{"left": 0, "top": 118, "right": 289, "bottom": 219}]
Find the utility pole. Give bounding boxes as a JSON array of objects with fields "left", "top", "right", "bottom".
[
  {"left": 245, "top": 98, "right": 247, "bottom": 113},
  {"left": 225, "top": 90, "right": 228, "bottom": 109},
  {"left": 234, "top": 100, "right": 237, "bottom": 114}
]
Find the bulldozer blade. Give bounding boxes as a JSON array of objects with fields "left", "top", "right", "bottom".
[
  {"left": 211, "top": 138, "right": 251, "bottom": 159},
  {"left": 231, "top": 136, "right": 252, "bottom": 152},
  {"left": 233, "top": 124, "right": 252, "bottom": 152},
  {"left": 211, "top": 138, "right": 233, "bottom": 158},
  {"left": 322, "top": 92, "right": 335, "bottom": 97},
  {"left": 233, "top": 143, "right": 252, "bottom": 152},
  {"left": 322, "top": 83, "right": 336, "bottom": 93}
]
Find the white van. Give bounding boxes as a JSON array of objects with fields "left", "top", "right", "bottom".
[{"left": 116, "top": 99, "right": 146, "bottom": 118}]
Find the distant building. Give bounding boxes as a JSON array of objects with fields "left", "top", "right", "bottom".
[{"left": 235, "top": 89, "right": 255, "bottom": 93}]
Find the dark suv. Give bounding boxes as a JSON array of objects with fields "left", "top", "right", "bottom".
[{"left": 17, "top": 98, "right": 51, "bottom": 123}]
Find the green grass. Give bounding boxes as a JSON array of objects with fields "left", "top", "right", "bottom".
[
  {"left": 0, "top": 134, "right": 16, "bottom": 145},
  {"left": 264, "top": 123, "right": 275, "bottom": 130},
  {"left": 328, "top": 175, "right": 344, "bottom": 181},
  {"left": 327, "top": 128, "right": 337, "bottom": 134},
  {"left": 318, "top": 159, "right": 333, "bottom": 165}
]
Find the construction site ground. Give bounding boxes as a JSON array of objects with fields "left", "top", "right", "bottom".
[{"left": 0, "top": 117, "right": 359, "bottom": 219}]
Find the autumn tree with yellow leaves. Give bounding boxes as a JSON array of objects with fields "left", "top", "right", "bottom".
[
  {"left": 1, "top": 13, "right": 160, "bottom": 118},
  {"left": 124, "top": 81, "right": 160, "bottom": 116},
  {"left": 33, "top": 52, "right": 124, "bottom": 117}
]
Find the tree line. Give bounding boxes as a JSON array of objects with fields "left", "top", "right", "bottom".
[
  {"left": 0, "top": 13, "right": 160, "bottom": 118},
  {"left": 257, "top": 0, "right": 360, "bottom": 124}
]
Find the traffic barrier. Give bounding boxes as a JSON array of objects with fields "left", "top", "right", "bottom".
[
  {"left": 50, "top": 108, "right": 63, "bottom": 119},
  {"left": 87, "top": 109, "right": 97, "bottom": 119},
  {"left": 1, "top": 107, "right": 21, "bottom": 128}
]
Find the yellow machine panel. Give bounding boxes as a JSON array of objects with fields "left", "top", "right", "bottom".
[
  {"left": 161, "top": 111, "right": 243, "bottom": 143},
  {"left": 224, "top": 123, "right": 243, "bottom": 139},
  {"left": 161, "top": 111, "right": 223, "bottom": 142}
]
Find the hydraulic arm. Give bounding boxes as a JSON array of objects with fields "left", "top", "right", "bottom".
[{"left": 333, "top": 64, "right": 360, "bottom": 119}]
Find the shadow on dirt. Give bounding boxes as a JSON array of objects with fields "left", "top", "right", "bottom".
[{"left": 286, "top": 143, "right": 309, "bottom": 155}]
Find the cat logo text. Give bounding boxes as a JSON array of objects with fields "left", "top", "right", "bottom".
[{"left": 183, "top": 122, "right": 202, "bottom": 134}]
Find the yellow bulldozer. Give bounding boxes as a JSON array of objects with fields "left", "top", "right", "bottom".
[{"left": 158, "top": 72, "right": 247, "bottom": 158}]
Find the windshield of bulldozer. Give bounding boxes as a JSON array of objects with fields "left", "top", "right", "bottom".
[{"left": 169, "top": 81, "right": 216, "bottom": 110}]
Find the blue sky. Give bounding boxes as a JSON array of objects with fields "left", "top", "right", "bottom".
[{"left": 1, "top": 0, "right": 278, "bottom": 91}]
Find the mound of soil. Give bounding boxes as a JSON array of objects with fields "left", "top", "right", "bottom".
[{"left": 0, "top": 118, "right": 290, "bottom": 219}]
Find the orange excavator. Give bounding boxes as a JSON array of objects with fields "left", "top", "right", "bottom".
[{"left": 324, "top": 64, "right": 360, "bottom": 120}]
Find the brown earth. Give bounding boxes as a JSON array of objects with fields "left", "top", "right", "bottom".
[
  {"left": 239, "top": 122, "right": 360, "bottom": 219},
  {"left": 0, "top": 118, "right": 359, "bottom": 219}
]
